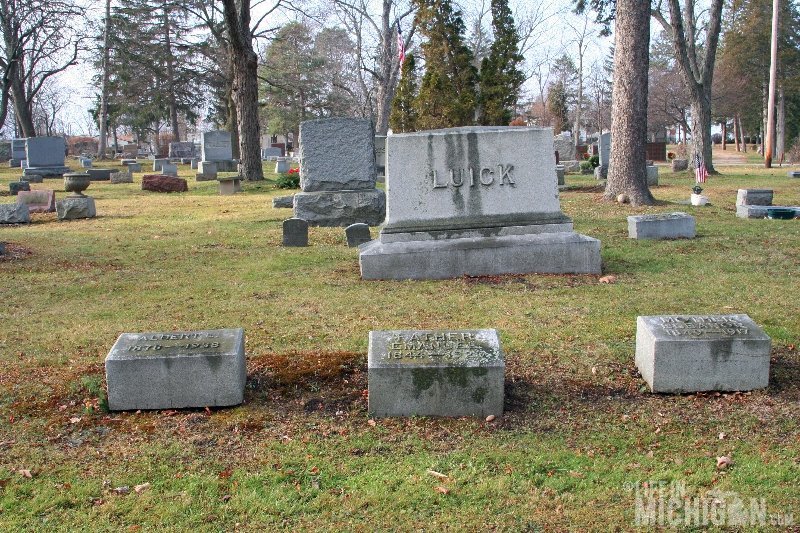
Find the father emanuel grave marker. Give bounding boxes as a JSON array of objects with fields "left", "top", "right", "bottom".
[{"left": 368, "top": 329, "right": 504, "bottom": 418}]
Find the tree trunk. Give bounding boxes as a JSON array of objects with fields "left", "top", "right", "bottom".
[
  {"left": 11, "top": 73, "right": 35, "bottom": 137},
  {"left": 721, "top": 120, "right": 726, "bottom": 150},
  {"left": 733, "top": 113, "right": 739, "bottom": 151},
  {"left": 776, "top": 85, "right": 784, "bottom": 164},
  {"left": 688, "top": 90, "right": 714, "bottom": 171},
  {"left": 222, "top": 0, "right": 263, "bottom": 181},
  {"left": 738, "top": 115, "right": 746, "bottom": 152},
  {"left": 163, "top": 6, "right": 180, "bottom": 141},
  {"left": 98, "top": 0, "right": 112, "bottom": 158},
  {"left": 604, "top": 0, "right": 653, "bottom": 205}
]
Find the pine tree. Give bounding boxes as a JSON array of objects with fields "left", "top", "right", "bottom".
[
  {"left": 389, "top": 53, "right": 419, "bottom": 132},
  {"left": 413, "top": 0, "right": 478, "bottom": 129},
  {"left": 478, "top": 0, "right": 525, "bottom": 125}
]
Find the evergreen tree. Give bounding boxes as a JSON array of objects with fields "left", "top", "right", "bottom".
[
  {"left": 478, "top": 0, "right": 525, "bottom": 125},
  {"left": 547, "top": 80, "right": 569, "bottom": 134},
  {"left": 413, "top": 0, "right": 478, "bottom": 129},
  {"left": 389, "top": 53, "right": 419, "bottom": 132}
]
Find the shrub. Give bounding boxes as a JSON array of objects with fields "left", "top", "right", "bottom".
[
  {"left": 580, "top": 161, "right": 593, "bottom": 171},
  {"left": 275, "top": 167, "right": 300, "bottom": 189},
  {"left": 588, "top": 155, "right": 600, "bottom": 168}
]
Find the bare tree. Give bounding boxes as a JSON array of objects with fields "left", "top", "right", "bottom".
[
  {"left": 652, "top": 0, "right": 724, "bottom": 173},
  {"left": 564, "top": 11, "right": 593, "bottom": 147},
  {"left": 0, "top": 0, "right": 84, "bottom": 137},
  {"left": 98, "top": 0, "right": 112, "bottom": 157}
]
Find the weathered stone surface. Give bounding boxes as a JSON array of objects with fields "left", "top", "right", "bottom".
[
  {"left": 787, "top": 170, "right": 800, "bottom": 178},
  {"left": 555, "top": 165, "right": 565, "bottom": 186},
  {"left": 20, "top": 174, "right": 43, "bottom": 183},
  {"left": 272, "top": 195, "right": 294, "bottom": 208},
  {"left": 87, "top": 168, "right": 114, "bottom": 181},
  {"left": 80, "top": 158, "right": 92, "bottom": 168},
  {"left": 736, "top": 205, "right": 800, "bottom": 219},
  {"left": 282, "top": 217, "right": 308, "bottom": 246},
  {"left": 360, "top": 126, "right": 601, "bottom": 279},
  {"left": 17, "top": 189, "right": 55, "bottom": 213},
  {"left": 261, "top": 147, "right": 282, "bottom": 159},
  {"left": 293, "top": 189, "right": 386, "bottom": 227},
  {"left": 0, "top": 203, "right": 31, "bottom": 224},
  {"left": 736, "top": 189, "right": 773, "bottom": 206},
  {"left": 275, "top": 157, "right": 290, "bottom": 173},
  {"left": 201, "top": 130, "right": 233, "bottom": 161},
  {"left": 25, "top": 136, "right": 65, "bottom": 167},
  {"left": 169, "top": 141, "right": 196, "bottom": 159},
  {"left": 110, "top": 170, "right": 133, "bottom": 184},
  {"left": 627, "top": 212, "right": 695, "bottom": 239},
  {"left": 161, "top": 163, "right": 178, "bottom": 177},
  {"left": 190, "top": 158, "right": 198, "bottom": 169},
  {"left": 9, "top": 181, "right": 30, "bottom": 195},
  {"left": 11, "top": 138, "right": 26, "bottom": 161},
  {"left": 196, "top": 161, "right": 218, "bottom": 181},
  {"left": 127, "top": 163, "right": 142, "bottom": 173},
  {"left": 153, "top": 159, "right": 168, "bottom": 172},
  {"left": 105, "top": 328, "right": 246, "bottom": 410},
  {"left": 594, "top": 165, "right": 607, "bottom": 180},
  {"left": 598, "top": 132, "right": 611, "bottom": 172},
  {"left": 299, "top": 118, "right": 376, "bottom": 192},
  {"left": 57, "top": 196, "right": 96, "bottom": 220},
  {"left": 120, "top": 159, "right": 137, "bottom": 166},
  {"left": 345, "top": 223, "right": 372, "bottom": 247},
  {"left": 672, "top": 159, "right": 689, "bottom": 172},
  {"left": 218, "top": 177, "right": 240, "bottom": 195},
  {"left": 560, "top": 160, "right": 581, "bottom": 173},
  {"left": 368, "top": 329, "right": 505, "bottom": 418},
  {"left": 635, "top": 315, "right": 771, "bottom": 393},
  {"left": 646, "top": 165, "right": 658, "bottom": 186},
  {"left": 142, "top": 174, "right": 188, "bottom": 193},
  {"left": 554, "top": 135, "right": 576, "bottom": 162}
]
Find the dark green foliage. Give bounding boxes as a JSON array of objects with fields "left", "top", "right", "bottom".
[
  {"left": 588, "top": 155, "right": 599, "bottom": 168},
  {"left": 413, "top": 0, "right": 478, "bottom": 129},
  {"left": 547, "top": 80, "right": 569, "bottom": 134},
  {"left": 389, "top": 53, "right": 419, "bottom": 133},
  {"left": 478, "top": 0, "right": 525, "bottom": 125},
  {"left": 275, "top": 170, "right": 300, "bottom": 189}
]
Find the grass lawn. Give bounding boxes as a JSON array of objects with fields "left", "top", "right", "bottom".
[{"left": 0, "top": 159, "right": 798, "bottom": 531}]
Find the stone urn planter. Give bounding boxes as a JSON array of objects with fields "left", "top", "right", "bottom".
[{"left": 64, "top": 173, "right": 91, "bottom": 197}]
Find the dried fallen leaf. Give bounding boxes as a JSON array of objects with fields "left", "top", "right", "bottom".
[
  {"left": 716, "top": 456, "right": 732, "bottom": 469},
  {"left": 367, "top": 419, "right": 376, "bottom": 427},
  {"left": 134, "top": 483, "right": 150, "bottom": 494},
  {"left": 719, "top": 432, "right": 726, "bottom": 440},
  {"left": 221, "top": 494, "right": 231, "bottom": 502},
  {"left": 599, "top": 275, "right": 617, "bottom": 284},
  {"left": 17, "top": 469, "right": 32, "bottom": 479},
  {"left": 69, "top": 417, "right": 81, "bottom": 424},
  {"left": 218, "top": 469, "right": 232, "bottom": 479},
  {"left": 434, "top": 486, "right": 450, "bottom": 495},
  {"left": 485, "top": 414, "right": 496, "bottom": 423},
  {"left": 309, "top": 467, "right": 319, "bottom": 475},
  {"left": 427, "top": 470, "right": 449, "bottom": 481}
]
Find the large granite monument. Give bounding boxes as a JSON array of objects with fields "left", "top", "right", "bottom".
[
  {"left": 23, "top": 137, "right": 70, "bottom": 178},
  {"left": 359, "top": 126, "right": 602, "bottom": 280},
  {"left": 293, "top": 118, "right": 386, "bottom": 226},
  {"left": 168, "top": 141, "right": 196, "bottom": 160}
]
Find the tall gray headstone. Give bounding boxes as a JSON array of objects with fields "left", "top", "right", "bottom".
[
  {"left": 359, "top": 126, "right": 601, "bottom": 280},
  {"left": 598, "top": 132, "right": 611, "bottom": 172},
  {"left": 23, "top": 137, "right": 70, "bottom": 177},
  {"left": 201, "top": 131, "right": 233, "bottom": 161}
]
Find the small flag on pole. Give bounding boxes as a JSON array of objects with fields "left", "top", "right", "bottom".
[
  {"left": 694, "top": 152, "right": 708, "bottom": 183},
  {"left": 397, "top": 23, "right": 406, "bottom": 66}
]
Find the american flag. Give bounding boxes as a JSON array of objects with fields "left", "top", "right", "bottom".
[
  {"left": 694, "top": 152, "right": 708, "bottom": 183},
  {"left": 397, "top": 23, "right": 406, "bottom": 66}
]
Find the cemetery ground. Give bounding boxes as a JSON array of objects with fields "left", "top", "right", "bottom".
[{"left": 0, "top": 161, "right": 798, "bottom": 530}]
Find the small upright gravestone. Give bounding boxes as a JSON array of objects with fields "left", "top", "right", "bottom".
[
  {"left": 635, "top": 314, "right": 771, "bottom": 393},
  {"left": 201, "top": 130, "right": 237, "bottom": 171},
  {"left": 736, "top": 189, "right": 773, "bottom": 207},
  {"left": 368, "top": 329, "right": 505, "bottom": 418},
  {"left": 9, "top": 181, "right": 30, "bottom": 195},
  {"left": 672, "top": 159, "right": 689, "bottom": 172},
  {"left": 275, "top": 157, "right": 290, "bottom": 173},
  {"left": 9, "top": 138, "right": 26, "bottom": 167},
  {"left": 196, "top": 161, "right": 218, "bottom": 181},
  {"left": 596, "top": 132, "right": 611, "bottom": 179},
  {"left": 153, "top": 159, "right": 168, "bottom": 172},
  {"left": 646, "top": 165, "right": 658, "bottom": 186},
  {"left": 168, "top": 141, "right": 196, "bottom": 160},
  {"left": 282, "top": 218, "right": 309, "bottom": 246},
  {"left": 627, "top": 212, "right": 695, "bottom": 240},
  {"left": 80, "top": 158, "right": 92, "bottom": 168},
  {"left": 105, "top": 328, "right": 246, "bottom": 410},
  {"left": 127, "top": 162, "right": 142, "bottom": 173},
  {"left": 345, "top": 223, "right": 372, "bottom": 247},
  {"left": 161, "top": 163, "right": 179, "bottom": 177}
]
